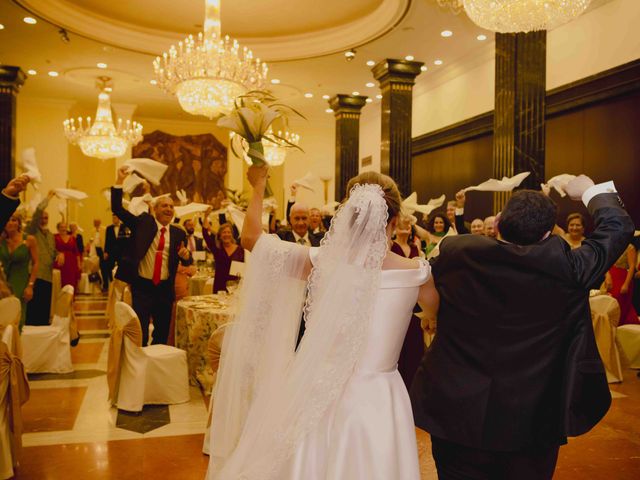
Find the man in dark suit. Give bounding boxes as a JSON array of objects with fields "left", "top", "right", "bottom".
[
  {"left": 111, "top": 166, "right": 192, "bottom": 346},
  {"left": 277, "top": 202, "right": 322, "bottom": 247},
  {"left": 103, "top": 214, "right": 130, "bottom": 291},
  {"left": 183, "top": 218, "right": 205, "bottom": 253},
  {"left": 1, "top": 175, "right": 29, "bottom": 231},
  {"left": 410, "top": 175, "right": 634, "bottom": 479}
]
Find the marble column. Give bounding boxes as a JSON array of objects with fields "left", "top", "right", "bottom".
[
  {"left": 329, "top": 94, "right": 368, "bottom": 199},
  {"left": 493, "top": 31, "right": 546, "bottom": 211},
  {"left": 0, "top": 66, "right": 26, "bottom": 186},
  {"left": 372, "top": 59, "right": 423, "bottom": 196}
]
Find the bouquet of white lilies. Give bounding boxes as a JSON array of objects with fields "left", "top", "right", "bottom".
[{"left": 217, "top": 91, "right": 304, "bottom": 175}]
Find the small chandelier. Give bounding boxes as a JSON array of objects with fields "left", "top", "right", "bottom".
[
  {"left": 63, "top": 77, "right": 142, "bottom": 160},
  {"left": 153, "top": 0, "right": 268, "bottom": 119},
  {"left": 435, "top": 0, "right": 464, "bottom": 15},
  {"left": 232, "top": 128, "right": 300, "bottom": 167},
  {"left": 462, "top": 0, "right": 592, "bottom": 33}
]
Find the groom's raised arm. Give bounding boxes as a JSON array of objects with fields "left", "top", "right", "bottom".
[{"left": 568, "top": 179, "right": 634, "bottom": 289}]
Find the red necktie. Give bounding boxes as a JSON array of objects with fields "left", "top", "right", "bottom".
[{"left": 152, "top": 227, "right": 166, "bottom": 285}]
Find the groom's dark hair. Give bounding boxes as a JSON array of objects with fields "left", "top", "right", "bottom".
[{"left": 498, "top": 190, "right": 558, "bottom": 245}]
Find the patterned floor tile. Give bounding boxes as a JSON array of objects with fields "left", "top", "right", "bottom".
[
  {"left": 116, "top": 405, "right": 171, "bottom": 434},
  {"left": 23, "top": 386, "right": 88, "bottom": 433}
]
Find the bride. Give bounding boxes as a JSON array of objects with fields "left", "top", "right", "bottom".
[{"left": 207, "top": 165, "right": 439, "bottom": 480}]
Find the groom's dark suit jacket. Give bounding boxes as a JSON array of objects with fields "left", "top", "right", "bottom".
[{"left": 410, "top": 193, "right": 634, "bottom": 452}]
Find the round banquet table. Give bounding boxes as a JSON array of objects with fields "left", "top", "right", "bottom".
[
  {"left": 188, "top": 274, "right": 213, "bottom": 296},
  {"left": 175, "top": 294, "right": 235, "bottom": 393}
]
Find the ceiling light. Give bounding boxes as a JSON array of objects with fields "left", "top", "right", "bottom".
[
  {"left": 27, "top": 69, "right": 37, "bottom": 75},
  {"left": 477, "top": 34, "right": 487, "bottom": 41},
  {"left": 153, "top": 0, "right": 268, "bottom": 119},
  {"left": 434, "top": 59, "right": 443, "bottom": 65},
  {"left": 270, "top": 78, "right": 281, "bottom": 85},
  {"left": 150, "top": 79, "right": 157, "bottom": 85},
  {"left": 0, "top": 24, "right": 5, "bottom": 30},
  {"left": 48, "top": 71, "right": 59, "bottom": 77},
  {"left": 344, "top": 49, "right": 356, "bottom": 61},
  {"left": 23, "top": 17, "right": 37, "bottom": 25},
  {"left": 63, "top": 76, "right": 143, "bottom": 160},
  {"left": 322, "top": 94, "right": 330, "bottom": 100},
  {"left": 352, "top": 91, "right": 360, "bottom": 96},
  {"left": 365, "top": 98, "right": 373, "bottom": 103},
  {"left": 420, "top": 65, "right": 428, "bottom": 72},
  {"left": 441, "top": 30, "right": 453, "bottom": 37},
  {"left": 304, "top": 93, "right": 313, "bottom": 98},
  {"left": 376, "top": 94, "right": 383, "bottom": 99},
  {"left": 97, "top": 63, "right": 108, "bottom": 69},
  {"left": 325, "top": 108, "right": 334, "bottom": 113},
  {"left": 366, "top": 60, "right": 375, "bottom": 67},
  {"left": 405, "top": 55, "right": 415, "bottom": 61},
  {"left": 365, "top": 82, "right": 375, "bottom": 88}
]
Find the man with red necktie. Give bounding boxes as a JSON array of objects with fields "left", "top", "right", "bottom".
[{"left": 111, "top": 166, "right": 192, "bottom": 346}]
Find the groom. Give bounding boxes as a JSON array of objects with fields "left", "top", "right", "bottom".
[{"left": 410, "top": 175, "right": 634, "bottom": 479}]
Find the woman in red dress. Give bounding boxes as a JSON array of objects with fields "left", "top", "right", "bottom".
[
  {"left": 54, "top": 221, "right": 81, "bottom": 289},
  {"left": 605, "top": 244, "right": 639, "bottom": 325}
]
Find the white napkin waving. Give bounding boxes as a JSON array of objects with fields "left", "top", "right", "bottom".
[
  {"left": 54, "top": 188, "right": 89, "bottom": 200},
  {"left": 27, "top": 192, "right": 42, "bottom": 215},
  {"left": 402, "top": 192, "right": 446, "bottom": 216},
  {"left": 127, "top": 194, "right": 152, "bottom": 216},
  {"left": 20, "top": 147, "right": 42, "bottom": 186},
  {"left": 174, "top": 202, "right": 210, "bottom": 218},
  {"left": 123, "top": 158, "right": 168, "bottom": 185},
  {"left": 464, "top": 172, "right": 530, "bottom": 193},
  {"left": 123, "top": 173, "right": 145, "bottom": 194},
  {"left": 541, "top": 174, "right": 576, "bottom": 197},
  {"left": 293, "top": 172, "right": 316, "bottom": 192}
]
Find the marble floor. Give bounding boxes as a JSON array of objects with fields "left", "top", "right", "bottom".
[{"left": 11, "top": 293, "right": 640, "bottom": 479}]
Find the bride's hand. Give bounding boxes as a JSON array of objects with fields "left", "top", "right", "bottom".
[{"left": 247, "top": 165, "right": 269, "bottom": 189}]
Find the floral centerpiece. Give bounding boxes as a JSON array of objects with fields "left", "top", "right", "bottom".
[{"left": 217, "top": 91, "right": 304, "bottom": 196}]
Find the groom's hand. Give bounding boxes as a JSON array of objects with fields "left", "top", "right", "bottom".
[{"left": 564, "top": 175, "right": 595, "bottom": 201}]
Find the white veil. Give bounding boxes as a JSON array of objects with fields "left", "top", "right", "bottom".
[{"left": 208, "top": 183, "right": 390, "bottom": 480}]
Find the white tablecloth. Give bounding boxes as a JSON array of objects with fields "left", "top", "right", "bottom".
[{"left": 175, "top": 294, "right": 234, "bottom": 393}]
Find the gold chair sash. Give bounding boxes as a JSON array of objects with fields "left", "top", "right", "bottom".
[
  {"left": 0, "top": 342, "right": 30, "bottom": 465},
  {"left": 591, "top": 296, "right": 622, "bottom": 381},
  {"left": 107, "top": 279, "right": 132, "bottom": 330},
  {"left": 0, "top": 324, "right": 22, "bottom": 360},
  {"left": 206, "top": 325, "right": 228, "bottom": 428},
  {"left": 106, "top": 316, "right": 142, "bottom": 404}
]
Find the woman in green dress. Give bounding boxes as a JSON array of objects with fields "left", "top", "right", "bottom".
[{"left": 0, "top": 212, "right": 39, "bottom": 329}]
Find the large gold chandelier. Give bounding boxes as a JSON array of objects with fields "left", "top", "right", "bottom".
[
  {"left": 153, "top": 0, "right": 268, "bottom": 119},
  {"left": 63, "top": 77, "right": 143, "bottom": 160},
  {"left": 435, "top": 1, "right": 591, "bottom": 33}
]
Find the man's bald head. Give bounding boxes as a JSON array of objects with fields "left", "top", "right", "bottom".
[{"left": 289, "top": 202, "right": 310, "bottom": 237}]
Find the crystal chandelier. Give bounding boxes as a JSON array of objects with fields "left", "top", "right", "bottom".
[
  {"left": 153, "top": 0, "right": 268, "bottom": 119},
  {"left": 232, "top": 128, "right": 300, "bottom": 167},
  {"left": 63, "top": 77, "right": 143, "bottom": 160},
  {"left": 462, "top": 0, "right": 592, "bottom": 33}
]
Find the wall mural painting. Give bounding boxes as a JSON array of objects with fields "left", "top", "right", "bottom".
[{"left": 132, "top": 130, "right": 228, "bottom": 208}]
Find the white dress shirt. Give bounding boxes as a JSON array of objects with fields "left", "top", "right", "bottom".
[
  {"left": 139, "top": 220, "right": 171, "bottom": 281},
  {"left": 582, "top": 181, "right": 617, "bottom": 207}
]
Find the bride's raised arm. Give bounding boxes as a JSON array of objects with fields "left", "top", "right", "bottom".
[{"left": 241, "top": 165, "right": 269, "bottom": 251}]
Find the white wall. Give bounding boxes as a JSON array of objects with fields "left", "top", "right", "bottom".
[{"left": 16, "top": 97, "right": 74, "bottom": 231}]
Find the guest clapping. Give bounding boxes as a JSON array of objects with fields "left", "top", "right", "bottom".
[{"left": 203, "top": 211, "right": 244, "bottom": 293}]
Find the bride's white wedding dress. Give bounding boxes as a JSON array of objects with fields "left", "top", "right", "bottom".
[
  {"left": 283, "top": 250, "right": 429, "bottom": 479},
  {"left": 208, "top": 184, "right": 430, "bottom": 480}
]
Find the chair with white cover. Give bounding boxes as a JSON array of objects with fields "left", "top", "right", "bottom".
[
  {"left": 21, "top": 285, "right": 74, "bottom": 374},
  {"left": 202, "top": 322, "right": 232, "bottom": 455},
  {"left": 589, "top": 294, "right": 623, "bottom": 382},
  {"left": 617, "top": 324, "right": 640, "bottom": 369},
  {"left": 107, "top": 301, "right": 189, "bottom": 412},
  {"left": 106, "top": 279, "right": 131, "bottom": 330},
  {"left": 0, "top": 297, "right": 21, "bottom": 358},
  {"left": 0, "top": 340, "right": 30, "bottom": 480}
]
